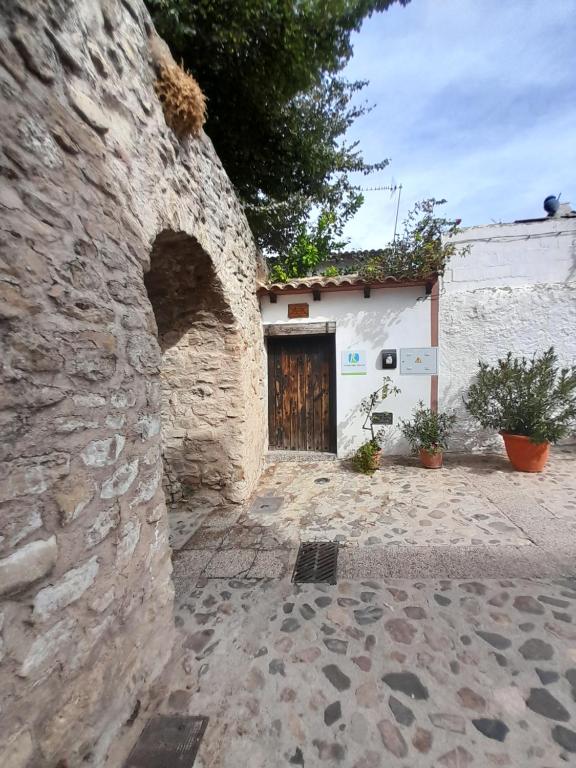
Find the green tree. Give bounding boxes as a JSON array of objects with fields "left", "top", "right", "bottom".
[
  {"left": 268, "top": 203, "right": 360, "bottom": 282},
  {"left": 145, "top": 0, "right": 409, "bottom": 252}
]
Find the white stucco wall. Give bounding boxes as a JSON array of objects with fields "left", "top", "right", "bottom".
[
  {"left": 261, "top": 286, "right": 433, "bottom": 456},
  {"left": 440, "top": 216, "right": 576, "bottom": 450}
]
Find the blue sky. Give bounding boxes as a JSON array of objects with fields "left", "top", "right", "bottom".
[{"left": 342, "top": 0, "right": 576, "bottom": 248}]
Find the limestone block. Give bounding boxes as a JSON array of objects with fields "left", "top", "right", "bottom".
[
  {"left": 73, "top": 393, "right": 106, "bottom": 408},
  {"left": 130, "top": 465, "right": 162, "bottom": 506},
  {"left": 86, "top": 506, "right": 120, "bottom": 548},
  {"left": 54, "top": 471, "right": 96, "bottom": 525},
  {"left": 0, "top": 729, "right": 34, "bottom": 768},
  {"left": 0, "top": 537, "right": 58, "bottom": 596},
  {"left": 117, "top": 519, "right": 141, "bottom": 567},
  {"left": 0, "top": 453, "right": 70, "bottom": 503},
  {"left": 81, "top": 434, "right": 126, "bottom": 467},
  {"left": 54, "top": 416, "right": 99, "bottom": 433},
  {"left": 33, "top": 556, "right": 99, "bottom": 621},
  {"left": 18, "top": 616, "right": 76, "bottom": 678},
  {"left": 89, "top": 587, "right": 115, "bottom": 613},
  {"left": 100, "top": 459, "right": 139, "bottom": 499},
  {"left": 1, "top": 502, "right": 42, "bottom": 549},
  {"left": 0, "top": 609, "right": 4, "bottom": 662},
  {"left": 10, "top": 24, "right": 56, "bottom": 83},
  {"left": 136, "top": 413, "right": 161, "bottom": 440},
  {"left": 111, "top": 389, "right": 136, "bottom": 409},
  {"left": 67, "top": 83, "right": 110, "bottom": 134},
  {"left": 127, "top": 331, "right": 161, "bottom": 373}
]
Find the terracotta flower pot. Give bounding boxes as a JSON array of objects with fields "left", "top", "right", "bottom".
[
  {"left": 501, "top": 433, "right": 550, "bottom": 473},
  {"left": 419, "top": 449, "right": 443, "bottom": 469}
]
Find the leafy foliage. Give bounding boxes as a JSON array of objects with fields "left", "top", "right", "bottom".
[
  {"left": 359, "top": 199, "right": 463, "bottom": 280},
  {"left": 465, "top": 348, "right": 576, "bottom": 444},
  {"left": 267, "top": 205, "right": 360, "bottom": 282},
  {"left": 351, "top": 439, "right": 381, "bottom": 474},
  {"left": 400, "top": 401, "right": 456, "bottom": 454},
  {"left": 145, "top": 0, "right": 408, "bottom": 253},
  {"left": 351, "top": 376, "right": 400, "bottom": 473}
]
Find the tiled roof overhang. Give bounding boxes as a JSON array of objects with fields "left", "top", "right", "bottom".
[{"left": 257, "top": 273, "right": 437, "bottom": 296}]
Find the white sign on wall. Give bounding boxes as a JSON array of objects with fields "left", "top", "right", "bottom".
[
  {"left": 400, "top": 347, "right": 438, "bottom": 375},
  {"left": 341, "top": 350, "right": 367, "bottom": 375}
]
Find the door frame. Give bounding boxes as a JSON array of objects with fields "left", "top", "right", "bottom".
[{"left": 264, "top": 325, "right": 337, "bottom": 453}]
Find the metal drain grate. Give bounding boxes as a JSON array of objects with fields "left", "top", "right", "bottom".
[
  {"left": 292, "top": 541, "right": 338, "bottom": 584},
  {"left": 124, "top": 715, "right": 208, "bottom": 768},
  {"left": 249, "top": 496, "right": 283, "bottom": 514}
]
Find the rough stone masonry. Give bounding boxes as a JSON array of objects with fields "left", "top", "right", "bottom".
[{"left": 0, "top": 0, "right": 266, "bottom": 765}]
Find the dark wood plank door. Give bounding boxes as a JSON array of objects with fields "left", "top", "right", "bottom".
[{"left": 267, "top": 335, "right": 335, "bottom": 452}]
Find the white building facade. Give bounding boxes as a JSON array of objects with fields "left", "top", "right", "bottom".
[
  {"left": 440, "top": 211, "right": 576, "bottom": 450},
  {"left": 260, "top": 209, "right": 576, "bottom": 457}
]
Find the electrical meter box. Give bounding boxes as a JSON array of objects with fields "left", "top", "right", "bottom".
[
  {"left": 400, "top": 347, "right": 438, "bottom": 375},
  {"left": 381, "top": 350, "right": 397, "bottom": 369}
]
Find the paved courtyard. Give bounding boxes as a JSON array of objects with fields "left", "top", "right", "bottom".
[{"left": 159, "top": 447, "right": 576, "bottom": 766}]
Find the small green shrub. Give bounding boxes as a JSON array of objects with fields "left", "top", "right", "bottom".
[
  {"left": 359, "top": 198, "right": 465, "bottom": 281},
  {"left": 400, "top": 402, "right": 456, "bottom": 454},
  {"left": 465, "top": 347, "right": 576, "bottom": 444},
  {"left": 351, "top": 439, "right": 381, "bottom": 475},
  {"left": 351, "top": 376, "right": 401, "bottom": 474}
]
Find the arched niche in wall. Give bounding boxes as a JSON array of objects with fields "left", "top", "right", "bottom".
[{"left": 144, "top": 231, "right": 244, "bottom": 518}]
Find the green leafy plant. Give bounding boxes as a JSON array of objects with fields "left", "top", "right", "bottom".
[
  {"left": 359, "top": 198, "right": 464, "bottom": 281},
  {"left": 322, "top": 265, "right": 342, "bottom": 277},
  {"left": 267, "top": 206, "right": 360, "bottom": 282},
  {"left": 464, "top": 347, "right": 576, "bottom": 444},
  {"left": 351, "top": 439, "right": 381, "bottom": 474},
  {"left": 351, "top": 377, "right": 401, "bottom": 474},
  {"left": 400, "top": 402, "right": 456, "bottom": 455}
]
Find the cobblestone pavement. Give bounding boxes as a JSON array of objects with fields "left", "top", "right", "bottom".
[
  {"left": 170, "top": 448, "right": 576, "bottom": 579},
  {"left": 159, "top": 447, "right": 576, "bottom": 766},
  {"left": 162, "top": 576, "right": 576, "bottom": 767}
]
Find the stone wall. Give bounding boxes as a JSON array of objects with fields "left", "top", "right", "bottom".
[
  {"left": 440, "top": 216, "right": 576, "bottom": 450},
  {"left": 0, "top": 0, "right": 266, "bottom": 765}
]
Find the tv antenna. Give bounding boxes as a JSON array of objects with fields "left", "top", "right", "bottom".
[{"left": 359, "top": 182, "right": 403, "bottom": 243}]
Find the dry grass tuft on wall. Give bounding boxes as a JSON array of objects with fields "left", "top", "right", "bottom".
[{"left": 154, "top": 61, "right": 206, "bottom": 137}]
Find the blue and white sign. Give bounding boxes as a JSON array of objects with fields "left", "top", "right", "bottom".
[{"left": 341, "top": 350, "right": 367, "bottom": 375}]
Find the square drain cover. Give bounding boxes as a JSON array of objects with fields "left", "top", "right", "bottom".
[
  {"left": 250, "top": 496, "right": 283, "bottom": 514},
  {"left": 123, "top": 715, "right": 208, "bottom": 768},
  {"left": 292, "top": 541, "right": 338, "bottom": 584}
]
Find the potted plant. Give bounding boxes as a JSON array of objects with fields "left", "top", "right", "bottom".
[
  {"left": 400, "top": 401, "right": 456, "bottom": 469},
  {"left": 465, "top": 347, "right": 576, "bottom": 472},
  {"left": 351, "top": 377, "right": 400, "bottom": 474}
]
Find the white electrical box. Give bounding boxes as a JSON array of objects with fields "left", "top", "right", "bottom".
[{"left": 400, "top": 347, "right": 438, "bottom": 375}]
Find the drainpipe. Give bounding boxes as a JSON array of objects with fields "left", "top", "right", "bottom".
[{"left": 430, "top": 279, "right": 439, "bottom": 412}]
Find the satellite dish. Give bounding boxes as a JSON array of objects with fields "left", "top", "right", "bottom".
[{"left": 543, "top": 195, "right": 561, "bottom": 216}]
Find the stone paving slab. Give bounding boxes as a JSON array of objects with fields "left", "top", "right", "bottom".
[
  {"left": 338, "top": 545, "right": 572, "bottom": 580},
  {"left": 163, "top": 575, "right": 576, "bottom": 767}
]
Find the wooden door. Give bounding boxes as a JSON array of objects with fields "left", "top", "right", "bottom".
[{"left": 267, "top": 334, "right": 335, "bottom": 452}]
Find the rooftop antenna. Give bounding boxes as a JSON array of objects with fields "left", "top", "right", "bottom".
[
  {"left": 392, "top": 182, "right": 402, "bottom": 246},
  {"left": 359, "top": 182, "right": 403, "bottom": 243}
]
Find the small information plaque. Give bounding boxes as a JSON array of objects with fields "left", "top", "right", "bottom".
[
  {"left": 341, "top": 350, "right": 367, "bottom": 375},
  {"left": 288, "top": 303, "right": 309, "bottom": 319},
  {"left": 371, "top": 411, "right": 393, "bottom": 425}
]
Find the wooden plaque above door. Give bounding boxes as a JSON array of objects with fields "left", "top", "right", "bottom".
[{"left": 287, "top": 302, "right": 309, "bottom": 319}]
